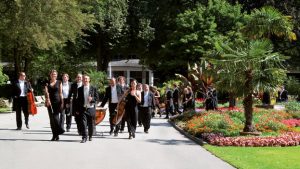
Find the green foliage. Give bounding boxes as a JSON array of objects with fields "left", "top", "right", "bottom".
[
  {"left": 0, "top": 0, "right": 95, "bottom": 73},
  {"left": 86, "top": 70, "right": 107, "bottom": 94},
  {"left": 211, "top": 39, "right": 287, "bottom": 95},
  {"left": 243, "top": 6, "right": 296, "bottom": 40},
  {"left": 285, "top": 101, "right": 300, "bottom": 118},
  {"left": 0, "top": 65, "right": 8, "bottom": 85},
  {"left": 160, "top": 79, "right": 182, "bottom": 97},
  {"left": 0, "top": 98, "right": 7, "bottom": 108},
  {"left": 28, "top": 48, "right": 94, "bottom": 81},
  {"left": 163, "top": 0, "right": 244, "bottom": 67},
  {"left": 285, "top": 76, "right": 300, "bottom": 96}
]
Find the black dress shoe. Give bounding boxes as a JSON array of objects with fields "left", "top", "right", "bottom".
[
  {"left": 114, "top": 132, "right": 118, "bottom": 137},
  {"left": 128, "top": 133, "right": 132, "bottom": 139},
  {"left": 81, "top": 138, "right": 87, "bottom": 143},
  {"left": 55, "top": 136, "right": 59, "bottom": 141},
  {"left": 26, "top": 124, "right": 30, "bottom": 129},
  {"left": 132, "top": 132, "right": 135, "bottom": 138},
  {"left": 66, "top": 128, "right": 70, "bottom": 132},
  {"left": 16, "top": 127, "right": 21, "bottom": 130},
  {"left": 144, "top": 130, "right": 149, "bottom": 134},
  {"left": 89, "top": 137, "right": 92, "bottom": 141},
  {"left": 109, "top": 130, "right": 113, "bottom": 135}
]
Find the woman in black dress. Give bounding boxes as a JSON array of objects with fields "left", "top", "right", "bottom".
[
  {"left": 44, "top": 70, "right": 65, "bottom": 141},
  {"left": 125, "top": 79, "right": 141, "bottom": 139}
]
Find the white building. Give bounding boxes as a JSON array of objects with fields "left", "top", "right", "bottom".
[{"left": 107, "top": 59, "right": 154, "bottom": 86}]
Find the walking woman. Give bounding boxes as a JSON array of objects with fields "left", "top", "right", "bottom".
[
  {"left": 124, "top": 79, "right": 141, "bottom": 139},
  {"left": 44, "top": 70, "right": 65, "bottom": 141}
]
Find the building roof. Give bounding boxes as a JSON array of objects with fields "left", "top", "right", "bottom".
[{"left": 109, "top": 59, "right": 151, "bottom": 71}]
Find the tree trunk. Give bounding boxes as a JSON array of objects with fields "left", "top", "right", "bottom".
[
  {"left": 96, "top": 33, "right": 109, "bottom": 71},
  {"left": 228, "top": 92, "right": 236, "bottom": 107},
  {"left": 243, "top": 69, "right": 256, "bottom": 132},
  {"left": 13, "top": 46, "right": 21, "bottom": 79}
]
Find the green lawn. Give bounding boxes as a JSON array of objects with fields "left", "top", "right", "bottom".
[{"left": 204, "top": 145, "right": 300, "bottom": 169}]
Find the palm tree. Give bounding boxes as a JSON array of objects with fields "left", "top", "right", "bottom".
[
  {"left": 243, "top": 6, "right": 296, "bottom": 41},
  {"left": 211, "top": 39, "right": 286, "bottom": 132}
]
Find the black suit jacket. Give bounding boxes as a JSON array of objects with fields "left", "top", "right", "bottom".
[
  {"left": 100, "top": 84, "right": 123, "bottom": 107},
  {"left": 140, "top": 91, "right": 155, "bottom": 109},
  {"left": 76, "top": 85, "right": 98, "bottom": 115},
  {"left": 68, "top": 82, "right": 81, "bottom": 114},
  {"left": 173, "top": 88, "right": 179, "bottom": 102},
  {"left": 12, "top": 80, "right": 32, "bottom": 98},
  {"left": 12, "top": 80, "right": 32, "bottom": 111}
]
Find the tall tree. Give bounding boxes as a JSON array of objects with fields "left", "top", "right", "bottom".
[
  {"left": 81, "top": 0, "right": 128, "bottom": 71},
  {"left": 0, "top": 0, "right": 94, "bottom": 77}
]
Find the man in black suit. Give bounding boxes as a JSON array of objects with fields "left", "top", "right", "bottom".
[
  {"left": 100, "top": 77, "right": 123, "bottom": 136},
  {"left": 12, "top": 72, "right": 33, "bottom": 130},
  {"left": 140, "top": 84, "right": 155, "bottom": 133},
  {"left": 68, "top": 74, "right": 82, "bottom": 134},
  {"left": 173, "top": 84, "right": 181, "bottom": 115},
  {"left": 277, "top": 86, "right": 288, "bottom": 102},
  {"left": 75, "top": 75, "right": 98, "bottom": 143},
  {"left": 165, "top": 87, "right": 174, "bottom": 119}
]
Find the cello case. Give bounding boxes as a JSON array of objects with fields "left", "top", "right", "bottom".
[
  {"left": 112, "top": 91, "right": 129, "bottom": 125},
  {"left": 27, "top": 91, "right": 37, "bottom": 115}
]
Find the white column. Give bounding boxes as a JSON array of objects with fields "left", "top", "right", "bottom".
[
  {"left": 109, "top": 62, "right": 112, "bottom": 78},
  {"left": 142, "top": 71, "right": 146, "bottom": 84},
  {"left": 149, "top": 70, "right": 154, "bottom": 86},
  {"left": 126, "top": 70, "right": 130, "bottom": 85}
]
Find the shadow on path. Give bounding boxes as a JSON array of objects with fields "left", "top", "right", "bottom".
[
  {"left": 0, "top": 138, "right": 80, "bottom": 142},
  {"left": 146, "top": 139, "right": 195, "bottom": 146}
]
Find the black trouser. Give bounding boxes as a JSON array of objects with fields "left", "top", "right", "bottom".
[
  {"left": 126, "top": 107, "right": 138, "bottom": 134},
  {"left": 81, "top": 108, "right": 95, "bottom": 139},
  {"left": 74, "top": 114, "right": 82, "bottom": 134},
  {"left": 140, "top": 107, "right": 152, "bottom": 131},
  {"left": 138, "top": 106, "right": 142, "bottom": 126},
  {"left": 15, "top": 97, "right": 29, "bottom": 128},
  {"left": 62, "top": 99, "right": 72, "bottom": 130},
  {"left": 165, "top": 101, "right": 174, "bottom": 118},
  {"left": 47, "top": 103, "right": 64, "bottom": 137},
  {"left": 109, "top": 103, "right": 118, "bottom": 132},
  {"left": 120, "top": 117, "right": 126, "bottom": 131},
  {"left": 173, "top": 101, "right": 182, "bottom": 114}
]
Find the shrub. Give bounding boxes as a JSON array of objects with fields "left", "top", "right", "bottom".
[
  {"left": 285, "top": 101, "right": 300, "bottom": 118},
  {"left": 0, "top": 98, "right": 8, "bottom": 108}
]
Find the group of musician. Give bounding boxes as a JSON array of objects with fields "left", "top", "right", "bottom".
[{"left": 12, "top": 70, "right": 156, "bottom": 143}]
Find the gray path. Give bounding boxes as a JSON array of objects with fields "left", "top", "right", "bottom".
[{"left": 0, "top": 107, "right": 234, "bottom": 169}]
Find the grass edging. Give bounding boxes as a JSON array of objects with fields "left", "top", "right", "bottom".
[
  {"left": 0, "top": 107, "right": 12, "bottom": 114},
  {"left": 168, "top": 119, "right": 206, "bottom": 146}
]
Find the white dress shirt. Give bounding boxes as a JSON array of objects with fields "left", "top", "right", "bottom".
[
  {"left": 62, "top": 82, "right": 70, "bottom": 99},
  {"left": 19, "top": 80, "right": 26, "bottom": 97},
  {"left": 111, "top": 85, "right": 118, "bottom": 103},
  {"left": 143, "top": 91, "right": 149, "bottom": 107},
  {"left": 84, "top": 85, "right": 90, "bottom": 107}
]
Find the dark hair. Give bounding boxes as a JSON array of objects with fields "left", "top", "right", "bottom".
[{"left": 49, "top": 69, "right": 57, "bottom": 76}]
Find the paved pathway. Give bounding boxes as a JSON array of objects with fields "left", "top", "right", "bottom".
[{"left": 0, "top": 107, "right": 234, "bottom": 169}]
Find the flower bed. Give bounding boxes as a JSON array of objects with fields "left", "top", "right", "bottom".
[
  {"left": 172, "top": 109, "right": 300, "bottom": 147},
  {"left": 282, "top": 119, "right": 300, "bottom": 127},
  {"left": 203, "top": 132, "right": 300, "bottom": 147}
]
